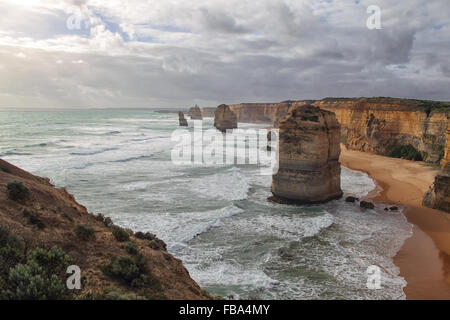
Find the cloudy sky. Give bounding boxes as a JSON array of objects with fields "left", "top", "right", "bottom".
[{"left": 0, "top": 0, "right": 449, "bottom": 109}]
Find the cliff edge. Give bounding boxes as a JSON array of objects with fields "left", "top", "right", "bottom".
[
  {"left": 423, "top": 123, "right": 450, "bottom": 213},
  {"left": 0, "top": 159, "right": 211, "bottom": 300}
]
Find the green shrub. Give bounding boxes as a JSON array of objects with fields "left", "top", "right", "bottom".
[
  {"left": 135, "top": 232, "right": 167, "bottom": 251},
  {"left": 99, "top": 287, "right": 146, "bottom": 300},
  {"left": 27, "top": 246, "right": 71, "bottom": 275},
  {"left": 387, "top": 145, "right": 423, "bottom": 161},
  {"left": 6, "top": 262, "right": 66, "bottom": 300},
  {"left": 95, "top": 214, "right": 114, "bottom": 227},
  {"left": 2, "top": 246, "right": 70, "bottom": 300},
  {"left": 122, "top": 242, "right": 138, "bottom": 255},
  {"left": 0, "top": 225, "right": 22, "bottom": 250},
  {"left": 74, "top": 224, "right": 96, "bottom": 241},
  {"left": 22, "top": 209, "right": 45, "bottom": 230},
  {"left": 1, "top": 167, "right": 11, "bottom": 174},
  {"left": 0, "top": 225, "right": 24, "bottom": 280},
  {"left": 112, "top": 227, "right": 130, "bottom": 242},
  {"left": 135, "top": 232, "right": 156, "bottom": 241},
  {"left": 6, "top": 180, "right": 30, "bottom": 201},
  {"left": 102, "top": 255, "right": 147, "bottom": 288}
]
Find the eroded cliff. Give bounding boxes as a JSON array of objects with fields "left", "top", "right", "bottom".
[
  {"left": 423, "top": 123, "right": 450, "bottom": 213},
  {"left": 188, "top": 105, "right": 203, "bottom": 120},
  {"left": 218, "top": 98, "right": 449, "bottom": 163},
  {"left": 214, "top": 104, "right": 238, "bottom": 132},
  {"left": 270, "top": 105, "right": 343, "bottom": 204},
  {"left": 317, "top": 98, "right": 449, "bottom": 163}
]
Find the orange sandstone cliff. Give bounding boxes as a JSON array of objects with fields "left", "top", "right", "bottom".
[
  {"left": 316, "top": 98, "right": 449, "bottom": 163},
  {"left": 423, "top": 122, "right": 450, "bottom": 212},
  {"left": 271, "top": 105, "right": 342, "bottom": 204},
  {"left": 206, "top": 98, "right": 449, "bottom": 163}
]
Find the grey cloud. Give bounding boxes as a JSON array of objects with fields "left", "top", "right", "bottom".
[{"left": 0, "top": 0, "right": 449, "bottom": 109}]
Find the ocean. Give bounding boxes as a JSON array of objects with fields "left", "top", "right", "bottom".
[{"left": 0, "top": 110, "right": 413, "bottom": 300}]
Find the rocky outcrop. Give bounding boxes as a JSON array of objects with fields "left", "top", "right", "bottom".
[
  {"left": 201, "top": 107, "right": 216, "bottom": 118},
  {"left": 270, "top": 105, "right": 343, "bottom": 204},
  {"left": 229, "top": 101, "right": 311, "bottom": 125},
  {"left": 214, "top": 104, "right": 238, "bottom": 132},
  {"left": 178, "top": 112, "right": 188, "bottom": 127},
  {"left": 221, "top": 98, "right": 449, "bottom": 164},
  {"left": 188, "top": 105, "right": 203, "bottom": 120},
  {"left": 0, "top": 159, "right": 211, "bottom": 300},
  {"left": 317, "top": 98, "right": 450, "bottom": 163},
  {"left": 360, "top": 201, "right": 375, "bottom": 210},
  {"left": 423, "top": 124, "right": 450, "bottom": 213}
]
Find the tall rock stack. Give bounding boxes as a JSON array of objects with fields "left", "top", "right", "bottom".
[
  {"left": 423, "top": 124, "right": 450, "bottom": 213},
  {"left": 271, "top": 105, "right": 343, "bottom": 204},
  {"left": 214, "top": 104, "right": 238, "bottom": 132},
  {"left": 188, "top": 105, "right": 203, "bottom": 120},
  {"left": 179, "top": 112, "right": 188, "bottom": 127}
]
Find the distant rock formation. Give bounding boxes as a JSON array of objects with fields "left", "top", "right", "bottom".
[
  {"left": 226, "top": 98, "right": 449, "bottom": 164},
  {"left": 270, "top": 105, "right": 343, "bottom": 204},
  {"left": 214, "top": 104, "right": 238, "bottom": 133},
  {"left": 423, "top": 124, "right": 450, "bottom": 213},
  {"left": 201, "top": 107, "right": 216, "bottom": 118},
  {"left": 188, "top": 105, "right": 203, "bottom": 120},
  {"left": 178, "top": 112, "right": 188, "bottom": 127}
]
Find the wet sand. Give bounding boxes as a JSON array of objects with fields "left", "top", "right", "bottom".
[{"left": 340, "top": 147, "right": 450, "bottom": 300}]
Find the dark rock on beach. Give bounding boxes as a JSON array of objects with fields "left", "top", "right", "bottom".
[{"left": 360, "top": 201, "right": 375, "bottom": 209}]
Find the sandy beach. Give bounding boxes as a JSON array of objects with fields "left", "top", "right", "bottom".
[{"left": 340, "top": 147, "right": 450, "bottom": 300}]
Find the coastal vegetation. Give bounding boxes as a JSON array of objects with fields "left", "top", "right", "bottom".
[
  {"left": 22, "top": 209, "right": 45, "bottom": 230},
  {"left": 74, "top": 224, "right": 96, "bottom": 241},
  {"left": 0, "top": 159, "right": 211, "bottom": 300},
  {"left": 415, "top": 100, "right": 450, "bottom": 115},
  {"left": 0, "top": 224, "right": 71, "bottom": 300},
  {"left": 386, "top": 145, "right": 423, "bottom": 161},
  {"left": 112, "top": 226, "right": 131, "bottom": 242},
  {"left": 6, "top": 180, "right": 30, "bottom": 201}
]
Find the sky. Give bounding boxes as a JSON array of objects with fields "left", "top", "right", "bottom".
[{"left": 0, "top": 0, "right": 449, "bottom": 109}]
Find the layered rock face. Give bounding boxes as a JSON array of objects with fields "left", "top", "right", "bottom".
[
  {"left": 201, "top": 107, "right": 216, "bottom": 118},
  {"left": 188, "top": 105, "right": 203, "bottom": 120},
  {"left": 271, "top": 105, "right": 343, "bottom": 204},
  {"left": 222, "top": 98, "right": 449, "bottom": 164},
  {"left": 178, "top": 112, "right": 188, "bottom": 127},
  {"left": 229, "top": 101, "right": 311, "bottom": 125},
  {"left": 423, "top": 124, "right": 450, "bottom": 213},
  {"left": 317, "top": 98, "right": 449, "bottom": 163},
  {"left": 214, "top": 104, "right": 238, "bottom": 132}
]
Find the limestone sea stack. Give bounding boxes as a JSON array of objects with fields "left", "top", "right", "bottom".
[
  {"left": 188, "top": 105, "right": 203, "bottom": 120},
  {"left": 214, "top": 104, "right": 238, "bottom": 132},
  {"left": 423, "top": 125, "right": 450, "bottom": 213},
  {"left": 270, "top": 105, "right": 343, "bottom": 204},
  {"left": 179, "top": 112, "right": 188, "bottom": 127}
]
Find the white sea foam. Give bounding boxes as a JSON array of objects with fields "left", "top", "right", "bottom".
[{"left": 0, "top": 110, "right": 414, "bottom": 300}]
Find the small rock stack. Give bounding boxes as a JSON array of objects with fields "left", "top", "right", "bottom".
[
  {"left": 214, "top": 104, "right": 238, "bottom": 133},
  {"left": 188, "top": 105, "right": 203, "bottom": 120},
  {"left": 179, "top": 112, "right": 188, "bottom": 127}
]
